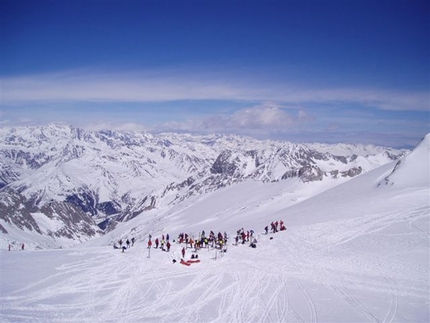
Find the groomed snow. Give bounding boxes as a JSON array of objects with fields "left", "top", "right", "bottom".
[{"left": 0, "top": 138, "right": 429, "bottom": 323}]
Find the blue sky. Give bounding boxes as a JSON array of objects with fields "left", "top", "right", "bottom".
[{"left": 1, "top": 0, "right": 429, "bottom": 147}]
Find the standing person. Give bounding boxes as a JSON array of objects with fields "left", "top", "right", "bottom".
[
  {"left": 155, "top": 238, "right": 159, "bottom": 249},
  {"left": 21, "top": 243, "right": 25, "bottom": 251},
  {"left": 148, "top": 239, "right": 152, "bottom": 249},
  {"left": 241, "top": 231, "right": 246, "bottom": 244},
  {"left": 131, "top": 237, "right": 135, "bottom": 246},
  {"left": 166, "top": 233, "right": 170, "bottom": 241},
  {"left": 126, "top": 239, "right": 130, "bottom": 249},
  {"left": 166, "top": 241, "right": 171, "bottom": 252},
  {"left": 8, "top": 244, "right": 11, "bottom": 251},
  {"left": 181, "top": 247, "right": 185, "bottom": 258},
  {"left": 265, "top": 226, "right": 269, "bottom": 235}
]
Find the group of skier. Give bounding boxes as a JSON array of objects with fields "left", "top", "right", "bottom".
[
  {"left": 196, "top": 230, "right": 228, "bottom": 251},
  {"left": 148, "top": 234, "right": 172, "bottom": 252},
  {"left": 234, "top": 228, "right": 255, "bottom": 245},
  {"left": 7, "top": 242, "right": 25, "bottom": 251},
  {"left": 147, "top": 230, "right": 229, "bottom": 254},
  {"left": 114, "top": 237, "right": 136, "bottom": 252},
  {"left": 265, "top": 220, "right": 286, "bottom": 234},
  {"left": 114, "top": 219, "right": 286, "bottom": 257}
]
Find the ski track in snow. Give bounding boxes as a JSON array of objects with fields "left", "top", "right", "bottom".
[{"left": 1, "top": 203, "right": 429, "bottom": 323}]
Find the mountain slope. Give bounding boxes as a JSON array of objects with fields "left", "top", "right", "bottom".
[
  {"left": 0, "top": 134, "right": 428, "bottom": 323},
  {"left": 380, "top": 133, "right": 430, "bottom": 188}
]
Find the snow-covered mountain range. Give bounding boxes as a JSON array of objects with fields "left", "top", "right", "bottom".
[{"left": 0, "top": 124, "right": 408, "bottom": 248}]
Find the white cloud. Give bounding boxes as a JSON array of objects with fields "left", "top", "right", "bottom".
[
  {"left": 229, "top": 106, "right": 293, "bottom": 129},
  {"left": 1, "top": 69, "right": 428, "bottom": 112},
  {"left": 81, "top": 122, "right": 147, "bottom": 133},
  {"left": 155, "top": 104, "right": 311, "bottom": 136}
]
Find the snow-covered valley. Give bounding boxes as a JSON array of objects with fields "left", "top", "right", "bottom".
[{"left": 0, "top": 134, "right": 429, "bottom": 322}]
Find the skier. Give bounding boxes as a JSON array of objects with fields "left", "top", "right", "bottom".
[
  {"left": 265, "top": 226, "right": 268, "bottom": 234},
  {"left": 155, "top": 238, "right": 159, "bottom": 249},
  {"left": 249, "top": 239, "right": 257, "bottom": 248},
  {"left": 148, "top": 239, "right": 152, "bottom": 249},
  {"left": 166, "top": 233, "right": 170, "bottom": 241},
  {"left": 181, "top": 247, "right": 186, "bottom": 258},
  {"left": 166, "top": 241, "right": 171, "bottom": 252},
  {"left": 241, "top": 231, "right": 246, "bottom": 244},
  {"left": 131, "top": 237, "right": 135, "bottom": 246},
  {"left": 21, "top": 243, "right": 25, "bottom": 251},
  {"left": 280, "top": 220, "right": 286, "bottom": 231},
  {"left": 126, "top": 239, "right": 130, "bottom": 249}
]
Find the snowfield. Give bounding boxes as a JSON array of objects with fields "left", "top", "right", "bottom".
[{"left": 1, "top": 135, "right": 429, "bottom": 323}]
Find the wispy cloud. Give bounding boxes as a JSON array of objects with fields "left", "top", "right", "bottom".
[
  {"left": 2, "top": 69, "right": 427, "bottom": 147},
  {"left": 2, "top": 69, "right": 428, "bottom": 112}
]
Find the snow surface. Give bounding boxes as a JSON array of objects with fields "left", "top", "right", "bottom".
[
  {"left": 0, "top": 136, "right": 429, "bottom": 322},
  {"left": 380, "top": 134, "right": 430, "bottom": 189}
]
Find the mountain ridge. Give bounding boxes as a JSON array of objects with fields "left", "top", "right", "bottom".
[{"left": 0, "top": 124, "right": 410, "bottom": 248}]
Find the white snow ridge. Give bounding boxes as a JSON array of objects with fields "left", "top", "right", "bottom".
[
  {"left": 1, "top": 133, "right": 429, "bottom": 323},
  {"left": 380, "top": 133, "right": 430, "bottom": 189}
]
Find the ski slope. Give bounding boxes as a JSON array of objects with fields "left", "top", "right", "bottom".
[{"left": 1, "top": 135, "right": 429, "bottom": 322}]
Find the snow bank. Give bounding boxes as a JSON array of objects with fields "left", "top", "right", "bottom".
[{"left": 380, "top": 133, "right": 430, "bottom": 188}]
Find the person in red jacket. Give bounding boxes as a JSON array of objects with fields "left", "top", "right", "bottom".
[{"left": 241, "top": 231, "right": 246, "bottom": 244}]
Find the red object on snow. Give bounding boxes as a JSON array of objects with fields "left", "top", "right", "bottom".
[
  {"left": 180, "top": 259, "right": 201, "bottom": 266},
  {"left": 180, "top": 259, "right": 190, "bottom": 266}
]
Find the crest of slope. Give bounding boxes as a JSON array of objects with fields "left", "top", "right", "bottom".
[{"left": 380, "top": 133, "right": 430, "bottom": 188}]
